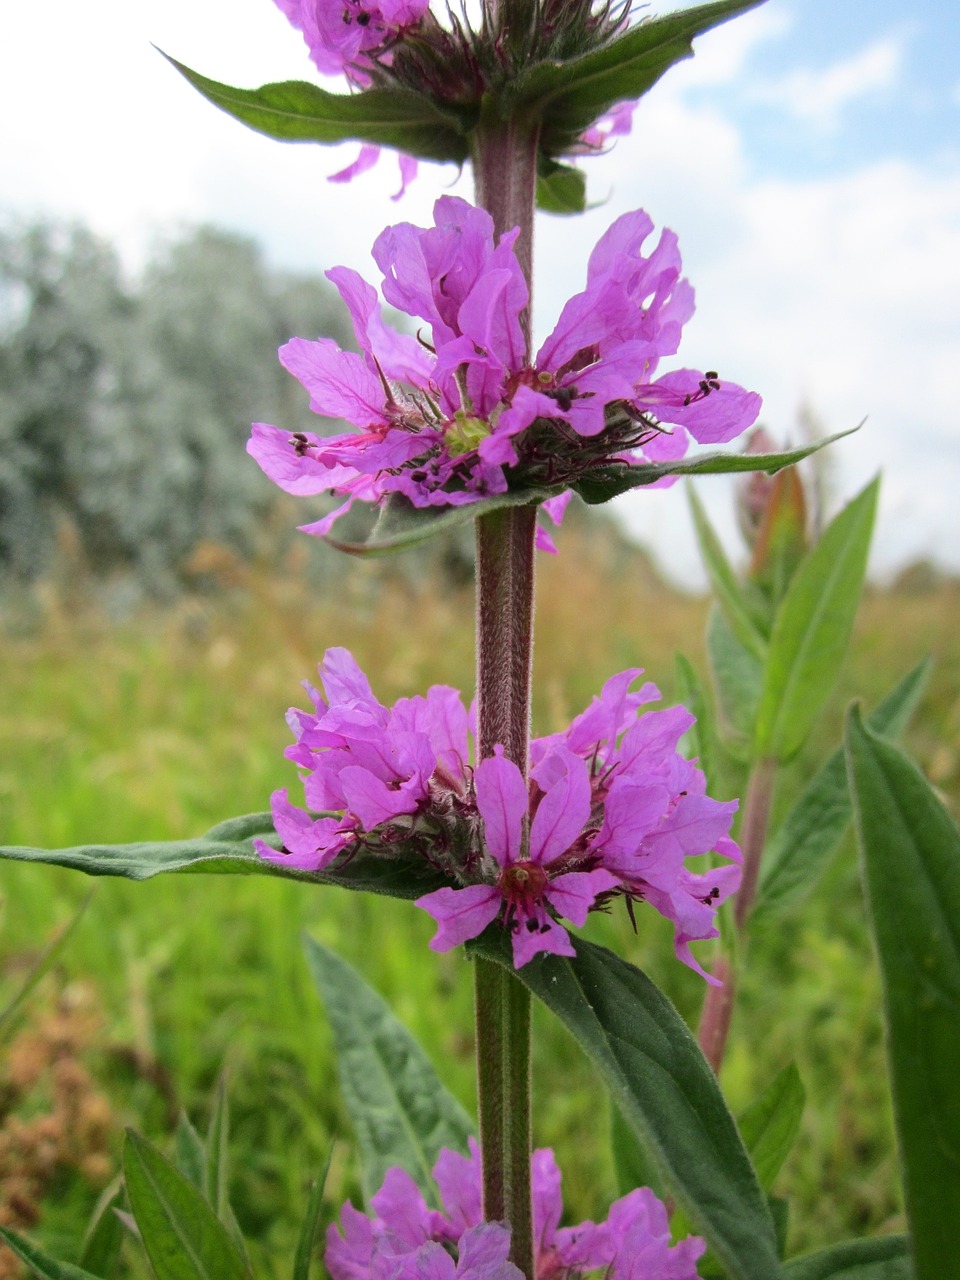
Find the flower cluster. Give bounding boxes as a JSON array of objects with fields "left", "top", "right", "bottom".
[
  {"left": 249, "top": 197, "right": 761, "bottom": 548},
  {"left": 255, "top": 649, "right": 740, "bottom": 978},
  {"left": 326, "top": 1140, "right": 705, "bottom": 1280}
]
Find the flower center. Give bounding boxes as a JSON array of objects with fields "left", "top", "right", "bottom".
[
  {"left": 498, "top": 860, "right": 548, "bottom": 910},
  {"left": 445, "top": 410, "right": 491, "bottom": 457}
]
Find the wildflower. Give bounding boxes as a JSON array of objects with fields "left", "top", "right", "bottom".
[
  {"left": 257, "top": 650, "right": 740, "bottom": 978},
  {"left": 325, "top": 1140, "right": 705, "bottom": 1280},
  {"left": 272, "top": 0, "right": 430, "bottom": 86},
  {"left": 249, "top": 198, "right": 760, "bottom": 544}
]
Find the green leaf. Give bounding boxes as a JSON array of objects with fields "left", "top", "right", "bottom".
[
  {"left": 0, "top": 890, "right": 93, "bottom": 1042},
  {"left": 754, "top": 478, "right": 879, "bottom": 761},
  {"left": 123, "top": 1130, "right": 250, "bottom": 1280},
  {"left": 846, "top": 708, "right": 960, "bottom": 1278},
  {"left": 737, "top": 1063, "right": 805, "bottom": 1191},
  {"left": 783, "top": 1235, "right": 912, "bottom": 1279},
  {"left": 707, "top": 607, "right": 764, "bottom": 748},
  {"left": 573, "top": 430, "right": 857, "bottom": 505},
  {"left": 204, "top": 1077, "right": 230, "bottom": 1222},
  {"left": 0, "top": 1228, "right": 105, "bottom": 1280},
  {"left": 674, "top": 653, "right": 720, "bottom": 795},
  {"left": 469, "top": 931, "right": 782, "bottom": 1280},
  {"left": 535, "top": 160, "right": 587, "bottom": 213},
  {"left": 514, "top": 1, "right": 766, "bottom": 152},
  {"left": 174, "top": 1114, "right": 207, "bottom": 1191},
  {"left": 292, "top": 1150, "right": 333, "bottom": 1280},
  {"left": 0, "top": 836, "right": 448, "bottom": 899},
  {"left": 201, "top": 813, "right": 274, "bottom": 841},
  {"left": 163, "top": 55, "right": 469, "bottom": 163},
  {"left": 325, "top": 487, "right": 558, "bottom": 555},
  {"left": 79, "top": 1179, "right": 125, "bottom": 1280},
  {"left": 754, "top": 660, "right": 930, "bottom": 921},
  {"left": 609, "top": 1100, "right": 664, "bottom": 1199},
  {"left": 688, "top": 485, "right": 767, "bottom": 662},
  {"left": 304, "top": 938, "right": 474, "bottom": 1204}
]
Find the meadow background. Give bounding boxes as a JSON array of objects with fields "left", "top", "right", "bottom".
[{"left": 1, "top": 512, "right": 958, "bottom": 1273}]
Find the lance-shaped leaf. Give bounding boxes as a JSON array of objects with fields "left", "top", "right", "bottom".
[
  {"left": 304, "top": 938, "right": 474, "bottom": 1205},
  {"left": 79, "top": 1179, "right": 126, "bottom": 1280},
  {"left": 846, "top": 707, "right": 960, "bottom": 1279},
  {"left": 737, "top": 1063, "right": 805, "bottom": 1192},
  {"left": 324, "top": 487, "right": 559, "bottom": 555},
  {"left": 783, "top": 1235, "right": 912, "bottom": 1279},
  {"left": 513, "top": 1, "right": 766, "bottom": 153},
  {"left": 572, "top": 430, "right": 857, "bottom": 506},
  {"left": 122, "top": 1130, "right": 250, "bottom": 1280},
  {"left": 469, "top": 931, "right": 782, "bottom": 1280},
  {"left": 0, "top": 1229, "right": 106, "bottom": 1280},
  {"left": 754, "top": 660, "right": 929, "bottom": 921},
  {"left": 688, "top": 485, "right": 767, "bottom": 662},
  {"left": 707, "top": 607, "right": 764, "bottom": 750},
  {"left": 674, "top": 653, "right": 720, "bottom": 794},
  {"left": 0, "top": 835, "right": 448, "bottom": 899},
  {"left": 754, "top": 477, "right": 878, "bottom": 762},
  {"left": 163, "top": 55, "right": 470, "bottom": 163}
]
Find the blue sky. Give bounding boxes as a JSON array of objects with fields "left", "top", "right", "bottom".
[{"left": 1, "top": 0, "right": 958, "bottom": 584}]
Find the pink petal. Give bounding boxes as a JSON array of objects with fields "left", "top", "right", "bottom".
[
  {"left": 416, "top": 885, "right": 501, "bottom": 951},
  {"left": 475, "top": 748, "right": 527, "bottom": 866}
]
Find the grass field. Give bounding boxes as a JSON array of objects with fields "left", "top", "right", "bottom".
[{"left": 1, "top": 518, "right": 958, "bottom": 1273}]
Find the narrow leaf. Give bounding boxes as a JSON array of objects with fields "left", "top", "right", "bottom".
[
  {"left": 123, "top": 1130, "right": 249, "bottom": 1280},
  {"left": 79, "top": 1178, "right": 125, "bottom": 1280},
  {"left": 846, "top": 708, "right": 960, "bottom": 1278},
  {"left": 754, "top": 478, "right": 879, "bottom": 761},
  {"left": 0, "top": 1229, "right": 105, "bottom": 1280},
  {"left": 469, "top": 932, "right": 782, "bottom": 1280},
  {"left": 204, "top": 1078, "right": 230, "bottom": 1223},
  {"left": 573, "top": 430, "right": 857, "bottom": 505},
  {"left": 783, "top": 1235, "right": 912, "bottom": 1279},
  {"left": 201, "top": 813, "right": 274, "bottom": 842},
  {"left": 163, "top": 55, "right": 469, "bottom": 162},
  {"left": 292, "top": 1150, "right": 333, "bottom": 1280},
  {"left": 0, "top": 891, "right": 93, "bottom": 1042},
  {"left": 707, "top": 607, "right": 764, "bottom": 749},
  {"left": 737, "top": 1063, "right": 805, "bottom": 1191},
  {"left": 674, "top": 653, "right": 720, "bottom": 795},
  {"left": 688, "top": 486, "right": 766, "bottom": 662},
  {"left": 754, "top": 660, "right": 930, "bottom": 920},
  {"left": 304, "top": 938, "right": 474, "bottom": 1204}
]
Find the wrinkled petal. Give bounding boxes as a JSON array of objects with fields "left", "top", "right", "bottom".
[
  {"left": 417, "top": 885, "right": 502, "bottom": 951},
  {"left": 475, "top": 748, "right": 527, "bottom": 866}
]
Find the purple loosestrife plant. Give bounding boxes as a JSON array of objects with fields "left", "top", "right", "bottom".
[
  {"left": 248, "top": 197, "right": 760, "bottom": 546},
  {"left": 255, "top": 649, "right": 740, "bottom": 976},
  {"left": 326, "top": 1141, "right": 705, "bottom": 1280}
]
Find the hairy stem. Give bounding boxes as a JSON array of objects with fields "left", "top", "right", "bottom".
[{"left": 470, "top": 99, "right": 540, "bottom": 1280}]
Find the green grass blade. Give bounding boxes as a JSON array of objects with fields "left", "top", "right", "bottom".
[
  {"left": 292, "top": 1149, "right": 333, "bottom": 1280},
  {"left": 304, "top": 938, "right": 474, "bottom": 1205},
  {"left": 755, "top": 659, "right": 930, "bottom": 920},
  {"left": 846, "top": 707, "right": 960, "bottom": 1278},
  {"left": 0, "top": 890, "right": 93, "bottom": 1042},
  {"left": 123, "top": 1130, "right": 249, "bottom": 1280},
  {"left": 0, "top": 1228, "right": 106, "bottom": 1280},
  {"left": 78, "top": 1178, "right": 125, "bottom": 1280},
  {"left": 470, "top": 931, "right": 782, "bottom": 1280},
  {"left": 783, "top": 1235, "right": 912, "bottom": 1278},
  {"left": 755, "top": 478, "right": 879, "bottom": 761}
]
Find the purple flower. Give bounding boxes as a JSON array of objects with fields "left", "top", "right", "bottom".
[
  {"left": 326, "top": 1142, "right": 704, "bottom": 1280},
  {"left": 250, "top": 199, "right": 761, "bottom": 545},
  {"left": 272, "top": 0, "right": 430, "bottom": 86},
  {"left": 260, "top": 650, "right": 739, "bottom": 979}
]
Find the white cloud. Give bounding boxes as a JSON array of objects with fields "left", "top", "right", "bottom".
[{"left": 747, "top": 36, "right": 903, "bottom": 130}]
